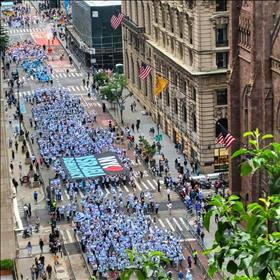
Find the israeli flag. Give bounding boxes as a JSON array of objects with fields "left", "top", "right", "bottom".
[{"left": 75, "top": 212, "right": 86, "bottom": 222}]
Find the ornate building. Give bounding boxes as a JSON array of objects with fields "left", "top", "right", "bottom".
[
  {"left": 228, "top": 0, "right": 280, "bottom": 201},
  {"left": 122, "top": 0, "right": 230, "bottom": 174}
]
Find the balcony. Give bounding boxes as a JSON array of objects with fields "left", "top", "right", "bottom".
[{"left": 123, "top": 16, "right": 145, "bottom": 34}]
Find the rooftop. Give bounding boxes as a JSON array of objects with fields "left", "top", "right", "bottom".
[{"left": 84, "top": 0, "right": 121, "bottom": 7}]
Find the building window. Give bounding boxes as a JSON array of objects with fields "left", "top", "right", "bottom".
[
  {"left": 216, "top": 52, "right": 228, "bottom": 68},
  {"left": 216, "top": 24, "right": 228, "bottom": 47},
  {"left": 154, "top": 3, "right": 158, "bottom": 23},
  {"left": 216, "top": 90, "right": 227, "bottom": 105},
  {"left": 192, "top": 112, "right": 197, "bottom": 132},
  {"left": 166, "top": 90, "right": 170, "bottom": 106},
  {"left": 216, "top": 0, "right": 227, "bottom": 11},
  {"left": 188, "top": 24, "right": 193, "bottom": 44},
  {"left": 179, "top": 43, "right": 184, "bottom": 59},
  {"left": 174, "top": 98, "right": 178, "bottom": 114},
  {"left": 192, "top": 86, "right": 196, "bottom": 101},
  {"left": 183, "top": 105, "right": 187, "bottom": 122}
]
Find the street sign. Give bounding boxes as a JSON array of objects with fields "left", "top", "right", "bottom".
[{"left": 155, "top": 134, "right": 163, "bottom": 142}]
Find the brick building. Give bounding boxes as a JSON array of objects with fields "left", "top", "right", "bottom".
[
  {"left": 228, "top": 0, "right": 280, "bottom": 201},
  {"left": 122, "top": 0, "right": 231, "bottom": 174}
]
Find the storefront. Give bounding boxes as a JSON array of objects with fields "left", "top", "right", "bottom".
[{"left": 214, "top": 147, "right": 229, "bottom": 172}]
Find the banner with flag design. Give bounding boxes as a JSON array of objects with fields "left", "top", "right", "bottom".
[
  {"left": 139, "top": 63, "right": 152, "bottom": 80},
  {"left": 154, "top": 75, "right": 169, "bottom": 96},
  {"left": 111, "top": 13, "right": 124, "bottom": 30}
]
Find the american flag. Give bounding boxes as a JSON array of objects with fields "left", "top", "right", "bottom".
[
  {"left": 111, "top": 13, "right": 125, "bottom": 30},
  {"left": 139, "top": 63, "right": 152, "bottom": 80},
  {"left": 217, "top": 125, "right": 235, "bottom": 148}
]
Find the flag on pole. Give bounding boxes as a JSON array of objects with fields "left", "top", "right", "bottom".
[
  {"left": 154, "top": 75, "right": 169, "bottom": 96},
  {"left": 139, "top": 63, "right": 152, "bottom": 80},
  {"left": 216, "top": 124, "right": 236, "bottom": 148},
  {"left": 111, "top": 13, "right": 125, "bottom": 30}
]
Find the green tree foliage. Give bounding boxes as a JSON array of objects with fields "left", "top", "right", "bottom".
[
  {"left": 231, "top": 129, "right": 280, "bottom": 194},
  {"left": 120, "top": 250, "right": 170, "bottom": 280},
  {"left": 0, "top": 24, "right": 9, "bottom": 54},
  {"left": 204, "top": 130, "right": 280, "bottom": 280},
  {"left": 99, "top": 73, "right": 129, "bottom": 123},
  {"left": 139, "top": 136, "right": 156, "bottom": 159},
  {"left": 94, "top": 71, "right": 109, "bottom": 85}
]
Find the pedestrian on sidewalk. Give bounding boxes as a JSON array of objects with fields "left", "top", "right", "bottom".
[
  {"left": 30, "top": 264, "right": 36, "bottom": 280},
  {"left": 130, "top": 103, "right": 134, "bottom": 112},
  {"left": 131, "top": 123, "right": 135, "bottom": 132},
  {"left": 167, "top": 188, "right": 171, "bottom": 202},
  {"left": 10, "top": 161, "right": 14, "bottom": 173},
  {"left": 82, "top": 78, "right": 85, "bottom": 87},
  {"left": 19, "top": 161, "right": 23, "bottom": 172},
  {"left": 102, "top": 102, "right": 106, "bottom": 113},
  {"left": 33, "top": 190, "right": 38, "bottom": 203},
  {"left": 178, "top": 271, "right": 184, "bottom": 280},
  {"left": 86, "top": 79, "right": 89, "bottom": 88},
  {"left": 201, "top": 231, "right": 205, "bottom": 245},
  {"left": 39, "top": 238, "right": 44, "bottom": 253},
  {"left": 187, "top": 256, "right": 192, "bottom": 268},
  {"left": 167, "top": 202, "right": 172, "bottom": 215},
  {"left": 12, "top": 178, "right": 19, "bottom": 193},
  {"left": 39, "top": 254, "right": 45, "bottom": 267},
  {"left": 46, "top": 264, "right": 52, "bottom": 279},
  {"left": 15, "top": 140, "right": 19, "bottom": 152},
  {"left": 136, "top": 118, "right": 140, "bottom": 131},
  {"left": 215, "top": 213, "right": 219, "bottom": 223},
  {"left": 11, "top": 149, "right": 15, "bottom": 160},
  {"left": 26, "top": 241, "right": 32, "bottom": 255},
  {"left": 66, "top": 69, "right": 69, "bottom": 75},
  {"left": 193, "top": 250, "right": 198, "bottom": 265},
  {"left": 28, "top": 203, "right": 32, "bottom": 217},
  {"left": 157, "top": 179, "right": 161, "bottom": 192},
  {"left": 155, "top": 202, "right": 159, "bottom": 214},
  {"left": 9, "top": 137, "right": 13, "bottom": 148}
]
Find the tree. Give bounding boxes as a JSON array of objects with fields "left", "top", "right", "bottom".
[
  {"left": 100, "top": 74, "right": 129, "bottom": 124},
  {"left": 0, "top": 24, "right": 9, "bottom": 55},
  {"left": 93, "top": 71, "right": 109, "bottom": 85},
  {"left": 139, "top": 136, "right": 156, "bottom": 159},
  {"left": 203, "top": 130, "right": 280, "bottom": 280},
  {"left": 120, "top": 250, "right": 170, "bottom": 280},
  {"left": 231, "top": 129, "right": 280, "bottom": 195}
]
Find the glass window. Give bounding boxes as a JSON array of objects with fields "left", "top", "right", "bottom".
[
  {"left": 216, "top": 90, "right": 227, "bottom": 105},
  {"left": 216, "top": 52, "right": 228, "bottom": 68},
  {"left": 192, "top": 113, "right": 197, "bottom": 132},
  {"left": 174, "top": 99, "right": 178, "bottom": 114},
  {"left": 216, "top": 0, "right": 227, "bottom": 11},
  {"left": 183, "top": 105, "right": 187, "bottom": 122},
  {"left": 216, "top": 25, "right": 228, "bottom": 47}
]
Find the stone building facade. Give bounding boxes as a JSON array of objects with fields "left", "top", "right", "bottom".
[
  {"left": 228, "top": 0, "right": 280, "bottom": 201},
  {"left": 122, "top": 0, "right": 230, "bottom": 174}
]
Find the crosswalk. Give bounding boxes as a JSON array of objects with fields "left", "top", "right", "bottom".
[
  {"left": 18, "top": 203, "right": 46, "bottom": 216},
  {"left": 7, "top": 27, "right": 45, "bottom": 34},
  {"left": 21, "top": 72, "right": 83, "bottom": 81},
  {"left": 58, "top": 178, "right": 173, "bottom": 199},
  {"left": 18, "top": 86, "right": 88, "bottom": 97},
  {"left": 60, "top": 216, "right": 190, "bottom": 245}
]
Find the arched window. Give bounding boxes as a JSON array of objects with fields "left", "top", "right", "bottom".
[
  {"left": 154, "top": 2, "right": 159, "bottom": 23},
  {"left": 169, "top": 7, "right": 174, "bottom": 33},
  {"left": 189, "top": 49, "right": 193, "bottom": 66},
  {"left": 178, "top": 11, "right": 183, "bottom": 38},
  {"left": 141, "top": 1, "right": 145, "bottom": 28}
]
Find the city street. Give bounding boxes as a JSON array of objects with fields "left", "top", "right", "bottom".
[{"left": 1, "top": 2, "right": 217, "bottom": 280}]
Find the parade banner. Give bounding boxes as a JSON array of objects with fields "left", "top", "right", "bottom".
[{"left": 61, "top": 152, "right": 126, "bottom": 180}]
